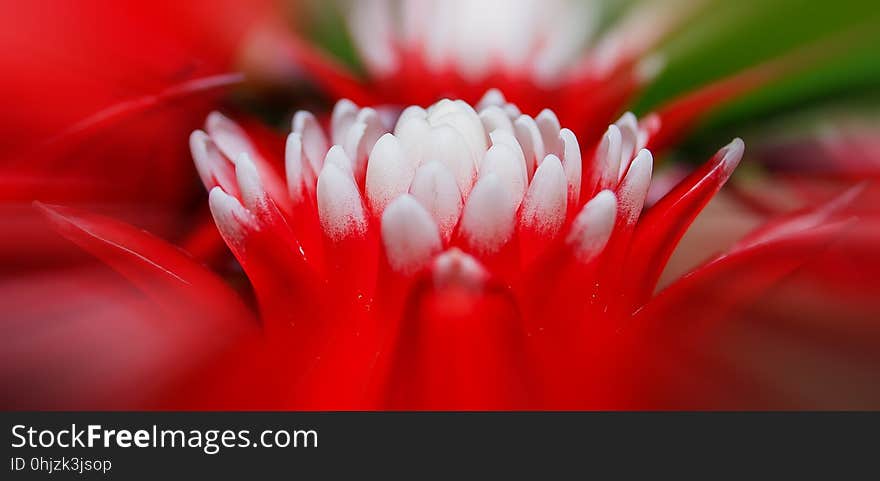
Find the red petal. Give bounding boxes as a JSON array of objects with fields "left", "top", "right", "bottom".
[
  {"left": 18, "top": 203, "right": 268, "bottom": 409},
  {"left": 624, "top": 139, "right": 744, "bottom": 309},
  {"left": 384, "top": 275, "right": 532, "bottom": 409},
  {"left": 36, "top": 202, "right": 255, "bottom": 328},
  {"left": 615, "top": 215, "right": 875, "bottom": 408}
]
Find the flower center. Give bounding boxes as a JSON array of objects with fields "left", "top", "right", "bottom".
[
  {"left": 314, "top": 91, "right": 592, "bottom": 259},
  {"left": 192, "top": 89, "right": 661, "bottom": 277}
]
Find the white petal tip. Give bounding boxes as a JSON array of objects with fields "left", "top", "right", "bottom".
[
  {"left": 234, "top": 152, "right": 263, "bottom": 209},
  {"left": 633, "top": 149, "right": 654, "bottom": 171},
  {"left": 206, "top": 111, "right": 231, "bottom": 129},
  {"left": 537, "top": 109, "right": 560, "bottom": 124},
  {"left": 381, "top": 195, "right": 442, "bottom": 275},
  {"left": 324, "top": 145, "right": 354, "bottom": 176},
  {"left": 566, "top": 190, "right": 617, "bottom": 263},
  {"left": 333, "top": 98, "right": 358, "bottom": 114},
  {"left": 208, "top": 187, "right": 255, "bottom": 243},
  {"left": 460, "top": 173, "right": 517, "bottom": 255},
  {"left": 190, "top": 130, "right": 228, "bottom": 190},
  {"left": 317, "top": 162, "right": 367, "bottom": 241},
  {"left": 409, "top": 161, "right": 463, "bottom": 243},
  {"left": 366, "top": 133, "right": 413, "bottom": 214},
  {"left": 617, "top": 112, "right": 638, "bottom": 127},
  {"left": 477, "top": 89, "right": 507, "bottom": 109},
  {"left": 720, "top": 138, "right": 745, "bottom": 175},
  {"left": 520, "top": 154, "right": 567, "bottom": 236}
]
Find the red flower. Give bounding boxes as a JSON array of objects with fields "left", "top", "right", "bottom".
[
  {"left": 26, "top": 91, "right": 867, "bottom": 410},
  {"left": 182, "top": 91, "right": 751, "bottom": 408},
  {"left": 3, "top": 1, "right": 878, "bottom": 410}
]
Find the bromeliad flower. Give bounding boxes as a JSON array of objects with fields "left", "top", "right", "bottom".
[
  {"left": 5, "top": 0, "right": 879, "bottom": 410},
  {"left": 175, "top": 91, "right": 849, "bottom": 409}
]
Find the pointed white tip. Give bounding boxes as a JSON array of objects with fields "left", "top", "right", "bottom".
[
  {"left": 208, "top": 186, "right": 256, "bottom": 245},
  {"left": 720, "top": 138, "right": 745, "bottom": 176},
  {"left": 331, "top": 99, "right": 359, "bottom": 146},
  {"left": 503, "top": 103, "right": 522, "bottom": 119},
  {"left": 628, "top": 149, "right": 654, "bottom": 182},
  {"left": 291, "top": 110, "right": 310, "bottom": 133},
  {"left": 520, "top": 154, "right": 568, "bottom": 237},
  {"left": 189, "top": 129, "right": 209, "bottom": 156},
  {"left": 333, "top": 98, "right": 358, "bottom": 114},
  {"left": 566, "top": 190, "right": 617, "bottom": 263},
  {"left": 324, "top": 145, "right": 354, "bottom": 176},
  {"left": 365, "top": 133, "right": 414, "bottom": 215},
  {"left": 460, "top": 173, "right": 517, "bottom": 255},
  {"left": 618, "top": 149, "right": 654, "bottom": 225},
  {"left": 616, "top": 113, "right": 639, "bottom": 179},
  {"left": 381, "top": 195, "right": 442, "bottom": 275},
  {"left": 424, "top": 125, "right": 477, "bottom": 198},
  {"left": 205, "top": 111, "right": 234, "bottom": 132},
  {"left": 487, "top": 129, "right": 528, "bottom": 195},
  {"left": 559, "top": 128, "right": 582, "bottom": 205},
  {"left": 477, "top": 88, "right": 507, "bottom": 111},
  {"left": 234, "top": 152, "right": 264, "bottom": 211},
  {"left": 316, "top": 162, "right": 367, "bottom": 241},
  {"left": 190, "top": 130, "right": 225, "bottom": 190},
  {"left": 480, "top": 141, "right": 527, "bottom": 208},
  {"left": 480, "top": 105, "right": 515, "bottom": 134},
  {"left": 409, "top": 161, "right": 463, "bottom": 244},
  {"left": 204, "top": 111, "right": 256, "bottom": 165},
  {"left": 616, "top": 111, "right": 639, "bottom": 130},
  {"left": 536, "top": 109, "right": 561, "bottom": 127},
  {"left": 293, "top": 110, "right": 330, "bottom": 175},
  {"left": 514, "top": 115, "right": 544, "bottom": 177},
  {"left": 395, "top": 105, "right": 428, "bottom": 134},
  {"left": 536, "top": 109, "right": 562, "bottom": 156},
  {"left": 343, "top": 107, "right": 386, "bottom": 181},
  {"left": 598, "top": 125, "right": 623, "bottom": 190}
]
